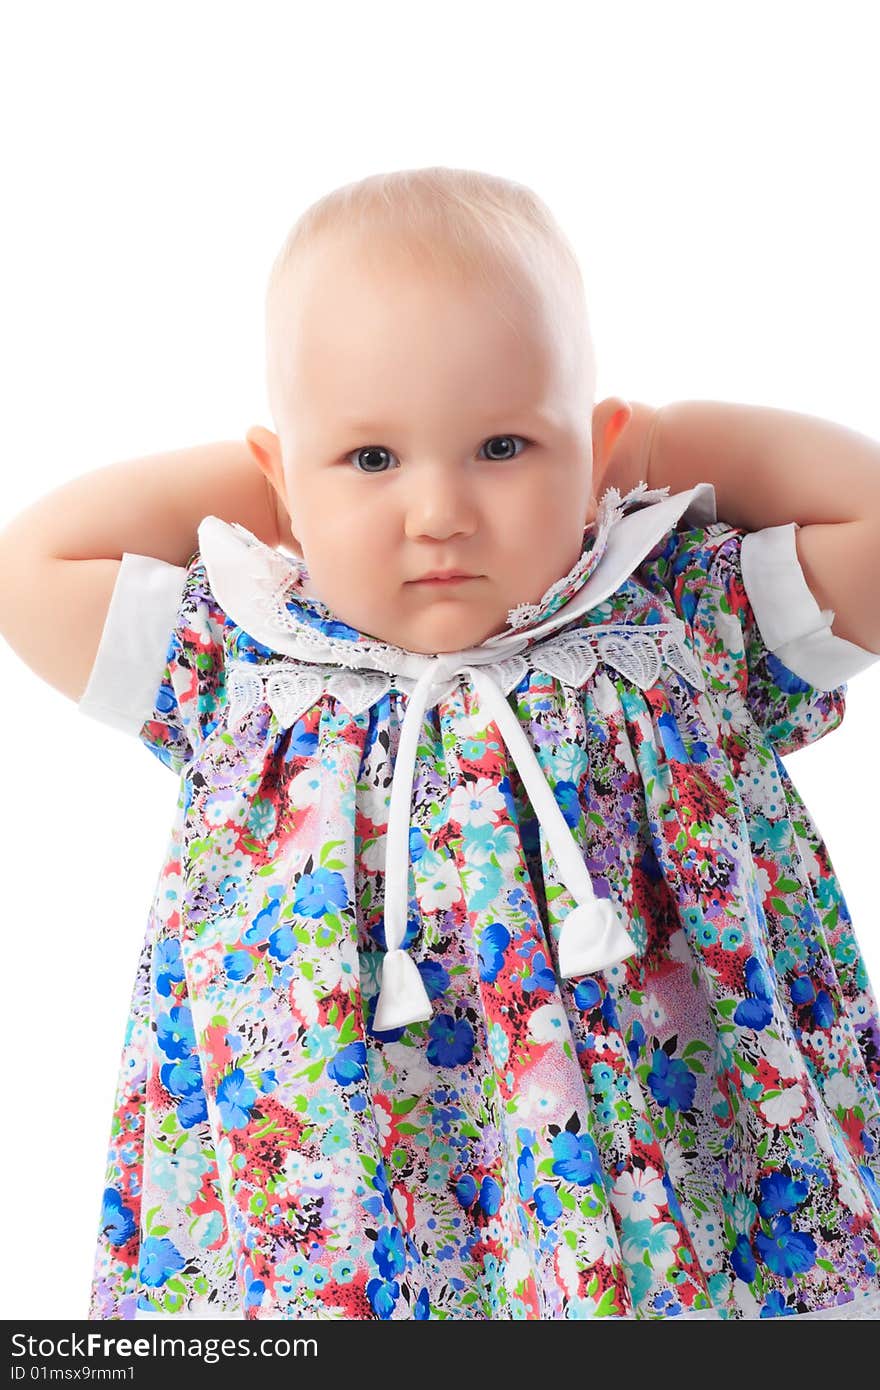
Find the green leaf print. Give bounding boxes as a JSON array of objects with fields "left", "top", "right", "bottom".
[
  {"left": 291, "top": 1059, "right": 327, "bottom": 1083},
  {"left": 336, "top": 1012, "right": 358, "bottom": 1047},
  {"left": 734, "top": 1051, "right": 758, "bottom": 1075},
  {"left": 392, "top": 1096, "right": 420, "bottom": 1115},
  {"left": 775, "top": 877, "right": 801, "bottom": 893},
  {"left": 594, "top": 1288, "right": 622, "bottom": 1317}
]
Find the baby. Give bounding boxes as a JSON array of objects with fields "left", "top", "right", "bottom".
[
  {"left": 2, "top": 166, "right": 880, "bottom": 1324},
  {"left": 246, "top": 181, "right": 613, "bottom": 657}
]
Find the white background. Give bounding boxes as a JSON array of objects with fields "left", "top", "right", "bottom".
[{"left": 1, "top": 0, "right": 879, "bottom": 1321}]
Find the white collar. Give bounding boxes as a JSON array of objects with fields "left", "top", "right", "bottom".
[{"left": 197, "top": 481, "right": 717, "bottom": 680}]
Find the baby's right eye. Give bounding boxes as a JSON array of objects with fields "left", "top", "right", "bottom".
[{"left": 348, "top": 445, "right": 399, "bottom": 474}]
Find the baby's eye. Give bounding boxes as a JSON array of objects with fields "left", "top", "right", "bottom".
[
  {"left": 478, "top": 434, "right": 529, "bottom": 461},
  {"left": 349, "top": 445, "right": 399, "bottom": 474},
  {"left": 347, "top": 435, "right": 529, "bottom": 473}
]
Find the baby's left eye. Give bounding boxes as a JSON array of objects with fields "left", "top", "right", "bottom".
[{"left": 479, "top": 435, "right": 529, "bottom": 461}]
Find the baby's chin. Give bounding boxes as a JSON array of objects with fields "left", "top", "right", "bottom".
[{"left": 362, "top": 611, "right": 512, "bottom": 655}]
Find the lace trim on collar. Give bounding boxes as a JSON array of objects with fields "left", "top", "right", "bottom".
[
  {"left": 214, "top": 480, "right": 672, "bottom": 673},
  {"left": 506, "top": 481, "right": 671, "bottom": 630}
]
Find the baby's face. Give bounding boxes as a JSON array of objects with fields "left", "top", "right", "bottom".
[{"left": 257, "top": 236, "right": 597, "bottom": 655}]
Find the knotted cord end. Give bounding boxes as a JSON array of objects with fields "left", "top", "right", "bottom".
[
  {"left": 557, "top": 898, "right": 637, "bottom": 978},
  {"left": 373, "top": 947, "right": 434, "bottom": 1031}
]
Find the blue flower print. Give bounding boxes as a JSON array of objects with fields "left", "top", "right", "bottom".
[
  {"left": 859, "top": 1163, "right": 880, "bottom": 1209},
  {"left": 790, "top": 975, "right": 815, "bottom": 1005},
  {"left": 177, "top": 1091, "right": 208, "bottom": 1129},
  {"left": 153, "top": 938, "right": 185, "bottom": 997},
  {"left": 478, "top": 922, "right": 510, "bottom": 983},
  {"left": 554, "top": 780, "right": 581, "bottom": 830},
  {"left": 658, "top": 710, "right": 689, "bottom": 763},
  {"left": 418, "top": 959, "right": 451, "bottom": 1000},
  {"left": 730, "top": 1233, "right": 756, "bottom": 1283},
  {"left": 373, "top": 1227, "right": 406, "bottom": 1280},
  {"left": 160, "top": 1054, "right": 203, "bottom": 1097},
  {"left": 734, "top": 955, "right": 774, "bottom": 1030},
  {"left": 294, "top": 868, "right": 349, "bottom": 918},
  {"left": 156, "top": 1005, "right": 195, "bottom": 1061},
  {"left": 761, "top": 1290, "right": 797, "bottom": 1318},
  {"left": 601, "top": 985, "right": 620, "bottom": 1030},
  {"left": 100, "top": 1187, "right": 136, "bottom": 1246},
  {"left": 455, "top": 1173, "right": 477, "bottom": 1208},
  {"left": 368, "top": 901, "right": 422, "bottom": 952},
  {"left": 267, "top": 922, "right": 297, "bottom": 963},
  {"left": 224, "top": 949, "right": 255, "bottom": 981},
  {"left": 550, "top": 1130, "right": 601, "bottom": 1187},
  {"left": 517, "top": 1148, "right": 536, "bottom": 1202},
  {"left": 367, "top": 1159, "right": 396, "bottom": 1220},
  {"left": 521, "top": 949, "right": 557, "bottom": 996},
  {"left": 647, "top": 1048, "right": 697, "bottom": 1112},
  {"left": 216, "top": 1068, "right": 258, "bottom": 1130},
  {"left": 811, "top": 989, "right": 835, "bottom": 1028},
  {"left": 139, "top": 1236, "right": 186, "bottom": 1287},
  {"left": 326, "top": 1041, "right": 367, "bottom": 1087},
  {"left": 366, "top": 1277, "right": 399, "bottom": 1319},
  {"left": 414, "top": 1286, "right": 431, "bottom": 1319},
  {"left": 627, "top": 1018, "right": 646, "bottom": 1067},
  {"left": 757, "top": 1171, "right": 809, "bottom": 1218},
  {"left": 479, "top": 1176, "right": 502, "bottom": 1216},
  {"left": 426, "top": 1014, "right": 475, "bottom": 1067},
  {"left": 661, "top": 1171, "right": 685, "bottom": 1225},
  {"left": 534, "top": 1184, "right": 563, "bottom": 1227},
  {"left": 283, "top": 718, "right": 319, "bottom": 763},
  {"left": 252, "top": 894, "right": 281, "bottom": 939},
  {"left": 754, "top": 1214, "right": 817, "bottom": 1277},
  {"left": 243, "top": 1264, "right": 266, "bottom": 1311},
  {"left": 318, "top": 615, "right": 363, "bottom": 642},
  {"left": 766, "top": 651, "right": 811, "bottom": 695},
  {"left": 573, "top": 977, "right": 601, "bottom": 1012}
]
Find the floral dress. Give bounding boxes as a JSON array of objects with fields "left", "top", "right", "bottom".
[{"left": 77, "top": 480, "right": 880, "bottom": 1320}]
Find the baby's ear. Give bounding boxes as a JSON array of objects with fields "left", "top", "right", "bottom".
[
  {"left": 591, "top": 397, "right": 633, "bottom": 480},
  {"left": 245, "top": 426, "right": 287, "bottom": 549},
  {"left": 245, "top": 425, "right": 282, "bottom": 481}
]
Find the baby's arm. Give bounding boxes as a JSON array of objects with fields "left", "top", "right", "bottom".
[
  {"left": 641, "top": 399, "right": 880, "bottom": 654},
  {"left": 0, "top": 439, "right": 279, "bottom": 704}
]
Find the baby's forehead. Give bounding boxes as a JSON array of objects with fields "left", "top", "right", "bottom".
[{"left": 272, "top": 235, "right": 593, "bottom": 427}]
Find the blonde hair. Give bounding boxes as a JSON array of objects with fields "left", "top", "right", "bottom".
[{"left": 264, "top": 165, "right": 596, "bottom": 437}]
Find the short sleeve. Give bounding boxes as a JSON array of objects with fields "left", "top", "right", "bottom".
[
  {"left": 77, "top": 547, "right": 227, "bottom": 775},
  {"left": 638, "top": 519, "right": 880, "bottom": 756}
]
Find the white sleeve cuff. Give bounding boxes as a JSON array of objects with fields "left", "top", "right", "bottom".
[
  {"left": 740, "top": 522, "right": 880, "bottom": 691},
  {"left": 77, "top": 552, "right": 188, "bottom": 736}
]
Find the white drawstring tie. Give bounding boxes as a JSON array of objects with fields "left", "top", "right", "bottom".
[{"left": 372, "top": 654, "right": 638, "bottom": 1032}]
